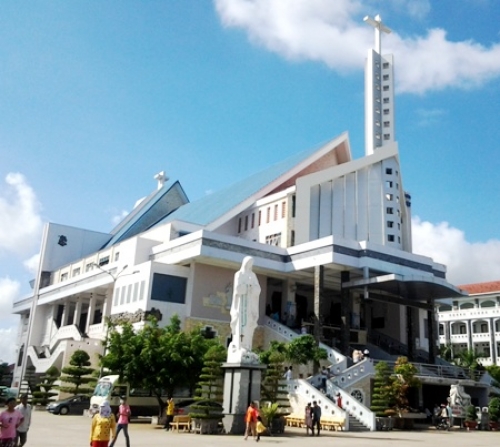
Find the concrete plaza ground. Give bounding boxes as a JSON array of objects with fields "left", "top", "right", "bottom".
[{"left": 24, "top": 411, "right": 499, "bottom": 447}]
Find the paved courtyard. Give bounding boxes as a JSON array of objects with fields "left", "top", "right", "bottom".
[{"left": 24, "top": 411, "right": 499, "bottom": 447}]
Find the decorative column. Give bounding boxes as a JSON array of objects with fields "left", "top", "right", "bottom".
[
  {"left": 73, "top": 298, "right": 82, "bottom": 329},
  {"left": 61, "top": 304, "right": 69, "bottom": 327},
  {"left": 490, "top": 317, "right": 497, "bottom": 364},
  {"left": 427, "top": 303, "right": 436, "bottom": 364},
  {"left": 86, "top": 295, "right": 97, "bottom": 333},
  {"left": 467, "top": 320, "right": 473, "bottom": 351},
  {"left": 406, "top": 306, "right": 415, "bottom": 361},
  {"left": 340, "top": 270, "right": 351, "bottom": 356},
  {"left": 313, "top": 266, "right": 324, "bottom": 346},
  {"left": 103, "top": 289, "right": 113, "bottom": 318}
]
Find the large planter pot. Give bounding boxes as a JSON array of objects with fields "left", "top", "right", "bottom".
[
  {"left": 268, "top": 416, "right": 286, "bottom": 434},
  {"left": 464, "top": 420, "right": 478, "bottom": 430},
  {"left": 489, "top": 421, "right": 500, "bottom": 431},
  {"left": 192, "top": 417, "right": 223, "bottom": 434},
  {"left": 376, "top": 417, "right": 393, "bottom": 431}
]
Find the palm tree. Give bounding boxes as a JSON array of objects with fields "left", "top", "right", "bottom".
[{"left": 454, "top": 349, "right": 481, "bottom": 379}]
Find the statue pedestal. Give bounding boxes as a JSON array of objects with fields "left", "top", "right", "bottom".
[{"left": 222, "top": 361, "right": 266, "bottom": 435}]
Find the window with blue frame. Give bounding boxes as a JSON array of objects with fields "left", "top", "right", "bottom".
[{"left": 150, "top": 273, "right": 187, "bottom": 304}]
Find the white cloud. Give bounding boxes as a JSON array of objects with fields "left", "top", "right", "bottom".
[
  {"left": 0, "top": 173, "right": 42, "bottom": 256},
  {"left": 415, "top": 108, "right": 446, "bottom": 126},
  {"left": 23, "top": 253, "right": 40, "bottom": 275},
  {"left": 111, "top": 210, "right": 129, "bottom": 226},
  {"left": 214, "top": 0, "right": 500, "bottom": 94},
  {"left": 0, "top": 277, "right": 21, "bottom": 364},
  {"left": 412, "top": 217, "right": 500, "bottom": 285},
  {"left": 0, "top": 327, "right": 19, "bottom": 365}
]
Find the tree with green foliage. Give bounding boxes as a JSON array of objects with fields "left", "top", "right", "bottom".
[
  {"left": 260, "top": 350, "right": 289, "bottom": 410},
  {"left": 59, "top": 350, "right": 96, "bottom": 395},
  {"left": 486, "top": 365, "right": 500, "bottom": 387},
  {"left": 454, "top": 349, "right": 481, "bottom": 379},
  {"left": 391, "top": 356, "right": 420, "bottom": 415},
  {"left": 191, "top": 344, "right": 226, "bottom": 420},
  {"left": 0, "top": 363, "right": 11, "bottom": 387},
  {"left": 371, "top": 361, "right": 393, "bottom": 416},
  {"left": 439, "top": 344, "right": 454, "bottom": 362},
  {"left": 258, "top": 335, "right": 327, "bottom": 369},
  {"left": 101, "top": 315, "right": 218, "bottom": 416},
  {"left": 286, "top": 335, "right": 328, "bottom": 366},
  {"left": 489, "top": 397, "right": 500, "bottom": 422},
  {"left": 32, "top": 366, "right": 60, "bottom": 405}
]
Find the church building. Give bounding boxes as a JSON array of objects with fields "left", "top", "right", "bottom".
[{"left": 13, "top": 14, "right": 486, "bottom": 429}]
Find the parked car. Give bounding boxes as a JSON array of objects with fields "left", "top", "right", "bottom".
[
  {"left": 175, "top": 399, "right": 223, "bottom": 416},
  {"left": 47, "top": 395, "right": 90, "bottom": 415}
]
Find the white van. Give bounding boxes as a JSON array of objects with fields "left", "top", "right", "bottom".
[{"left": 90, "top": 375, "right": 189, "bottom": 417}]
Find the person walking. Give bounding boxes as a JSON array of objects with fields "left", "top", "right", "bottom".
[
  {"left": 15, "top": 394, "right": 31, "bottom": 447},
  {"left": 256, "top": 415, "right": 268, "bottom": 442},
  {"left": 0, "top": 397, "right": 24, "bottom": 447},
  {"left": 311, "top": 401, "right": 322, "bottom": 437},
  {"left": 244, "top": 402, "right": 258, "bottom": 441},
  {"left": 90, "top": 402, "right": 116, "bottom": 447},
  {"left": 335, "top": 392, "right": 342, "bottom": 409},
  {"left": 164, "top": 397, "right": 175, "bottom": 431},
  {"left": 304, "top": 403, "right": 313, "bottom": 436},
  {"left": 109, "top": 397, "right": 130, "bottom": 447}
]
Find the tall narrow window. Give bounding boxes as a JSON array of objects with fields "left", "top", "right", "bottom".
[
  {"left": 244, "top": 215, "right": 248, "bottom": 231},
  {"left": 251, "top": 213, "right": 255, "bottom": 229},
  {"left": 274, "top": 204, "right": 278, "bottom": 221},
  {"left": 238, "top": 218, "right": 242, "bottom": 233},
  {"left": 266, "top": 207, "right": 270, "bottom": 224},
  {"left": 282, "top": 201, "right": 286, "bottom": 218},
  {"left": 258, "top": 210, "right": 262, "bottom": 226}
]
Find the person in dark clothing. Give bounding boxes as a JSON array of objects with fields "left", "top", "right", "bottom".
[{"left": 311, "top": 401, "right": 321, "bottom": 436}]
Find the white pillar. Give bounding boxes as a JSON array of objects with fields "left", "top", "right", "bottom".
[
  {"left": 61, "top": 304, "right": 69, "bottom": 327},
  {"left": 86, "top": 295, "right": 97, "bottom": 333},
  {"left": 73, "top": 298, "right": 82, "bottom": 329},
  {"left": 103, "top": 289, "right": 113, "bottom": 318}
]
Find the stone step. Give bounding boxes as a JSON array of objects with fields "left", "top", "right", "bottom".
[{"left": 348, "top": 415, "right": 370, "bottom": 432}]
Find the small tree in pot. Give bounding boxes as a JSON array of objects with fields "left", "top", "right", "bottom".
[
  {"left": 464, "top": 405, "right": 478, "bottom": 430},
  {"left": 190, "top": 344, "right": 226, "bottom": 434},
  {"left": 488, "top": 397, "right": 500, "bottom": 430}
]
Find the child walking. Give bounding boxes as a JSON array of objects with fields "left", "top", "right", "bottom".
[{"left": 256, "top": 416, "right": 268, "bottom": 442}]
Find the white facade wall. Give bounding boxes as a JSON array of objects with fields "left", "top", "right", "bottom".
[
  {"left": 438, "top": 293, "right": 500, "bottom": 366},
  {"left": 298, "top": 153, "right": 408, "bottom": 250}
]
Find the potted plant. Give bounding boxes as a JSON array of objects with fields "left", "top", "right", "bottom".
[
  {"left": 260, "top": 402, "right": 282, "bottom": 433},
  {"left": 464, "top": 405, "right": 478, "bottom": 430},
  {"left": 259, "top": 350, "right": 289, "bottom": 434},
  {"left": 190, "top": 345, "right": 226, "bottom": 434},
  {"left": 371, "top": 362, "right": 394, "bottom": 430},
  {"left": 488, "top": 398, "right": 500, "bottom": 430}
]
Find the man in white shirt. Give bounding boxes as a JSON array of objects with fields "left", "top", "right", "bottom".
[
  {"left": 283, "top": 366, "right": 292, "bottom": 381},
  {"left": 15, "top": 394, "right": 32, "bottom": 447}
]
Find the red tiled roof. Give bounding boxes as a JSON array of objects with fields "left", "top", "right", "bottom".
[{"left": 459, "top": 281, "right": 500, "bottom": 295}]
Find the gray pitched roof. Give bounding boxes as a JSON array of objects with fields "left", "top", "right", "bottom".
[{"left": 156, "top": 137, "right": 344, "bottom": 228}]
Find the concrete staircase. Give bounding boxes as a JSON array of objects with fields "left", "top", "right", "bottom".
[{"left": 348, "top": 414, "right": 370, "bottom": 432}]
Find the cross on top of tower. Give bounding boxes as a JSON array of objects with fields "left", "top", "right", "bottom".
[{"left": 364, "top": 14, "right": 391, "bottom": 55}]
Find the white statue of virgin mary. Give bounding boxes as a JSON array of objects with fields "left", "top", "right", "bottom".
[{"left": 227, "top": 256, "right": 261, "bottom": 363}]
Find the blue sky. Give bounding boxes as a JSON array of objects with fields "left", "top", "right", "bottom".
[{"left": 1, "top": 0, "right": 500, "bottom": 362}]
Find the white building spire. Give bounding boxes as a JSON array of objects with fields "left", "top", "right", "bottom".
[{"left": 364, "top": 15, "right": 396, "bottom": 156}]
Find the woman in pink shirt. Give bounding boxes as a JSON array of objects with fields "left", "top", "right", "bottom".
[
  {"left": 0, "top": 398, "right": 24, "bottom": 447},
  {"left": 109, "top": 397, "right": 131, "bottom": 447}
]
